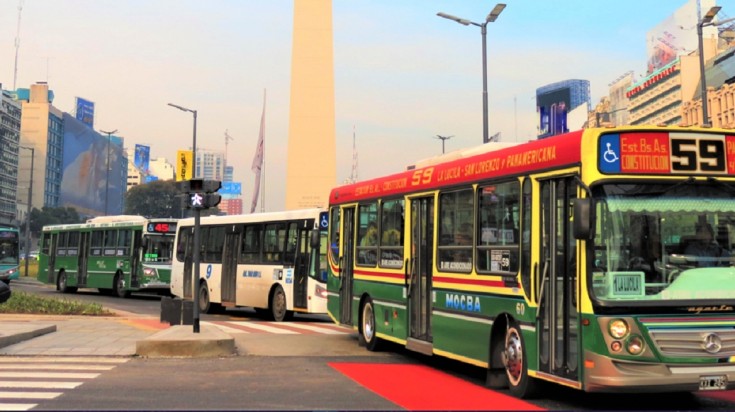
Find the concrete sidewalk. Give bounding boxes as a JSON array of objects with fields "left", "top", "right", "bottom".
[{"left": 0, "top": 314, "right": 235, "bottom": 357}]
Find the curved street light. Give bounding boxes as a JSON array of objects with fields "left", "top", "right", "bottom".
[{"left": 438, "top": 4, "right": 506, "bottom": 144}]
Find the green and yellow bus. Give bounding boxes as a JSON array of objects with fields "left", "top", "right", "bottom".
[
  {"left": 38, "top": 215, "right": 178, "bottom": 298},
  {"left": 327, "top": 125, "right": 735, "bottom": 397},
  {"left": 0, "top": 226, "right": 20, "bottom": 284}
]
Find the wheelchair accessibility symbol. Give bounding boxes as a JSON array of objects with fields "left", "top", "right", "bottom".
[
  {"left": 603, "top": 143, "right": 619, "bottom": 163},
  {"left": 599, "top": 135, "right": 621, "bottom": 174}
]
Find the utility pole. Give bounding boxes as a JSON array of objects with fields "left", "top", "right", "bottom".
[{"left": 13, "top": 0, "right": 24, "bottom": 90}]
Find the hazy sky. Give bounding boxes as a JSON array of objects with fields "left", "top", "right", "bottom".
[{"left": 2, "top": 0, "right": 734, "bottom": 211}]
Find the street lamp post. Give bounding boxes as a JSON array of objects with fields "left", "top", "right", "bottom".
[
  {"left": 696, "top": 6, "right": 735, "bottom": 126},
  {"left": 434, "top": 135, "right": 453, "bottom": 154},
  {"left": 19, "top": 145, "right": 33, "bottom": 277},
  {"left": 99, "top": 129, "right": 117, "bottom": 215},
  {"left": 438, "top": 4, "right": 506, "bottom": 145},
  {"left": 167, "top": 102, "right": 200, "bottom": 334}
]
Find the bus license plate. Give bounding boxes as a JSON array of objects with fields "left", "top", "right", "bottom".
[{"left": 699, "top": 375, "right": 727, "bottom": 391}]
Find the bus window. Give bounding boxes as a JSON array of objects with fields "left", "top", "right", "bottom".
[
  {"left": 58, "top": 232, "right": 69, "bottom": 256},
  {"left": 379, "top": 199, "right": 404, "bottom": 267},
  {"left": 264, "top": 223, "right": 286, "bottom": 263},
  {"left": 91, "top": 231, "right": 103, "bottom": 256},
  {"left": 240, "top": 224, "right": 262, "bottom": 263},
  {"left": 67, "top": 231, "right": 80, "bottom": 256},
  {"left": 357, "top": 202, "right": 378, "bottom": 266},
  {"left": 329, "top": 208, "right": 341, "bottom": 262},
  {"left": 176, "top": 227, "right": 191, "bottom": 262},
  {"left": 438, "top": 189, "right": 474, "bottom": 272},
  {"left": 117, "top": 229, "right": 132, "bottom": 257},
  {"left": 205, "top": 226, "right": 225, "bottom": 263},
  {"left": 103, "top": 230, "right": 117, "bottom": 256},
  {"left": 477, "top": 181, "right": 520, "bottom": 274}
]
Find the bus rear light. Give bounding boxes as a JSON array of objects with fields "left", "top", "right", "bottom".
[
  {"left": 610, "top": 341, "right": 623, "bottom": 352},
  {"left": 143, "top": 268, "right": 157, "bottom": 277},
  {"left": 626, "top": 335, "right": 645, "bottom": 355},
  {"left": 608, "top": 319, "right": 629, "bottom": 339},
  {"left": 315, "top": 283, "right": 327, "bottom": 298}
]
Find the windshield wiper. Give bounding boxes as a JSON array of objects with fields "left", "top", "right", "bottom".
[{"left": 707, "top": 177, "right": 735, "bottom": 195}]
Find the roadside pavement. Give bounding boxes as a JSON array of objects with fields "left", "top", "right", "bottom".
[{"left": 0, "top": 278, "right": 235, "bottom": 358}]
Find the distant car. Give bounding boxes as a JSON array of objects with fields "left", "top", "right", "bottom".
[
  {"left": 0, "top": 280, "right": 10, "bottom": 304},
  {"left": 29, "top": 251, "right": 39, "bottom": 260}
]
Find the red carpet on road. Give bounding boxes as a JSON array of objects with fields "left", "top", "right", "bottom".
[
  {"left": 330, "top": 362, "right": 544, "bottom": 411},
  {"left": 698, "top": 390, "right": 735, "bottom": 403}
]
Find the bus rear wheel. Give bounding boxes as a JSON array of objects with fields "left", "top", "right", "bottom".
[
  {"left": 360, "top": 298, "right": 381, "bottom": 351},
  {"left": 503, "top": 322, "right": 538, "bottom": 398},
  {"left": 269, "top": 285, "right": 291, "bottom": 322},
  {"left": 57, "top": 272, "right": 77, "bottom": 294},
  {"left": 114, "top": 274, "right": 131, "bottom": 298}
]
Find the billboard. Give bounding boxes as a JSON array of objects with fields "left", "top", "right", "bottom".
[
  {"left": 75, "top": 97, "right": 95, "bottom": 128},
  {"left": 537, "top": 87, "right": 570, "bottom": 139},
  {"left": 220, "top": 182, "right": 242, "bottom": 195},
  {"left": 134, "top": 144, "right": 150, "bottom": 175},
  {"left": 60, "top": 113, "right": 125, "bottom": 216},
  {"left": 646, "top": 0, "right": 716, "bottom": 74}
]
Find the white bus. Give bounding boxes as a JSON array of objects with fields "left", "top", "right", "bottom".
[{"left": 171, "top": 209, "right": 329, "bottom": 321}]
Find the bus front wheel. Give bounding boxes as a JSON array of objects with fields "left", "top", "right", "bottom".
[
  {"left": 198, "top": 282, "right": 222, "bottom": 314},
  {"left": 503, "top": 322, "right": 538, "bottom": 398},
  {"left": 114, "top": 274, "right": 131, "bottom": 298},
  {"left": 360, "top": 298, "right": 381, "bottom": 351}
]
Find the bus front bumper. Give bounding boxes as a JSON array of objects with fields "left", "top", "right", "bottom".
[
  {"left": 583, "top": 351, "right": 735, "bottom": 393},
  {"left": 0, "top": 269, "right": 19, "bottom": 282}
]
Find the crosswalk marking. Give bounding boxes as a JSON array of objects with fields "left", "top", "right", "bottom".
[
  {"left": 0, "top": 392, "right": 62, "bottom": 399},
  {"left": 0, "top": 357, "right": 128, "bottom": 411},
  {"left": 205, "top": 321, "right": 351, "bottom": 335}
]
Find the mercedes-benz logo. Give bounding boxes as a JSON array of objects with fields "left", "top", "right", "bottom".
[{"left": 703, "top": 333, "right": 723, "bottom": 354}]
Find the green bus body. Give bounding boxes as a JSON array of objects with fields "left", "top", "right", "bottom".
[
  {"left": 0, "top": 226, "right": 20, "bottom": 284},
  {"left": 38, "top": 216, "right": 177, "bottom": 297},
  {"left": 327, "top": 126, "right": 735, "bottom": 398}
]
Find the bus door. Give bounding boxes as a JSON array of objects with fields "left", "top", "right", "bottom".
[
  {"left": 77, "top": 232, "right": 89, "bottom": 286},
  {"left": 183, "top": 227, "right": 194, "bottom": 299},
  {"left": 293, "top": 224, "right": 312, "bottom": 310},
  {"left": 48, "top": 233, "right": 57, "bottom": 284},
  {"left": 537, "top": 176, "right": 579, "bottom": 382},
  {"left": 130, "top": 230, "right": 141, "bottom": 288},
  {"left": 340, "top": 207, "right": 356, "bottom": 325},
  {"left": 221, "top": 225, "right": 241, "bottom": 306},
  {"left": 407, "top": 196, "right": 434, "bottom": 351}
]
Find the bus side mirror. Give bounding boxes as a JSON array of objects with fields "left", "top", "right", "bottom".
[
  {"left": 310, "top": 229, "right": 321, "bottom": 249},
  {"left": 573, "top": 198, "right": 592, "bottom": 240}
]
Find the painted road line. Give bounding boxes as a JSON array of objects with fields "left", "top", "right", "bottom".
[
  {"left": 278, "top": 323, "right": 349, "bottom": 334},
  {"left": 0, "top": 372, "right": 100, "bottom": 379},
  {"left": 0, "top": 364, "right": 116, "bottom": 371},
  {"left": 0, "top": 392, "right": 62, "bottom": 399},
  {"left": 203, "top": 322, "right": 249, "bottom": 334},
  {"left": 0, "top": 357, "right": 128, "bottom": 364},
  {"left": 224, "top": 322, "right": 299, "bottom": 334},
  {"left": 0, "top": 381, "right": 83, "bottom": 389},
  {"left": 0, "top": 403, "right": 35, "bottom": 411}
]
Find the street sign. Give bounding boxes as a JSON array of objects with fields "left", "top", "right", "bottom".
[{"left": 176, "top": 150, "right": 193, "bottom": 181}]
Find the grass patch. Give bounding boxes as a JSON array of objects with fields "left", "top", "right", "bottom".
[
  {"left": 0, "top": 291, "right": 114, "bottom": 316},
  {"left": 19, "top": 259, "right": 39, "bottom": 279}
]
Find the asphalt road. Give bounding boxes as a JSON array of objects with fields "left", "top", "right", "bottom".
[{"left": 9, "top": 279, "right": 735, "bottom": 410}]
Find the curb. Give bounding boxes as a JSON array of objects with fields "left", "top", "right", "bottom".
[
  {"left": 135, "top": 325, "right": 236, "bottom": 358},
  {"left": 0, "top": 324, "right": 56, "bottom": 349}
]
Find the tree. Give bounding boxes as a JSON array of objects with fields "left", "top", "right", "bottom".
[
  {"left": 28, "top": 206, "right": 83, "bottom": 239},
  {"left": 124, "top": 180, "right": 181, "bottom": 218}
]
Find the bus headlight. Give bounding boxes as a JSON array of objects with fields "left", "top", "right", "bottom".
[
  {"left": 626, "top": 335, "right": 645, "bottom": 355},
  {"left": 143, "top": 267, "right": 157, "bottom": 277},
  {"left": 608, "top": 319, "right": 629, "bottom": 339}
]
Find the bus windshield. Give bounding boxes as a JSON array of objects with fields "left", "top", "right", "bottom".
[
  {"left": 591, "top": 181, "right": 735, "bottom": 304},
  {"left": 143, "top": 235, "right": 174, "bottom": 263},
  {"left": 0, "top": 232, "right": 19, "bottom": 264}
]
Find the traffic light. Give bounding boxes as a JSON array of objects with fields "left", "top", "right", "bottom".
[{"left": 178, "top": 179, "right": 222, "bottom": 210}]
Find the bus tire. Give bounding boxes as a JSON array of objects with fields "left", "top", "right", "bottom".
[
  {"left": 198, "top": 282, "right": 222, "bottom": 314},
  {"left": 57, "top": 271, "right": 77, "bottom": 294},
  {"left": 269, "top": 285, "right": 289, "bottom": 322},
  {"left": 360, "top": 297, "right": 381, "bottom": 351},
  {"left": 114, "top": 274, "right": 131, "bottom": 298},
  {"left": 504, "top": 321, "right": 538, "bottom": 398}
]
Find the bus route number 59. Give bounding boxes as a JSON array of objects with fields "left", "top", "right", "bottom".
[{"left": 411, "top": 168, "right": 434, "bottom": 186}]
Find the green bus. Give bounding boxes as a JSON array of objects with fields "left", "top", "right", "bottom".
[
  {"left": 0, "top": 226, "right": 20, "bottom": 284},
  {"left": 38, "top": 215, "right": 178, "bottom": 298}
]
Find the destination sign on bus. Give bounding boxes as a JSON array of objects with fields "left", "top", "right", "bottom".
[
  {"left": 598, "top": 132, "right": 735, "bottom": 175},
  {"left": 148, "top": 222, "right": 177, "bottom": 234}
]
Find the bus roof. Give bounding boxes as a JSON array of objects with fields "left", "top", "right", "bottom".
[
  {"left": 86, "top": 215, "right": 146, "bottom": 224},
  {"left": 330, "top": 129, "right": 584, "bottom": 204},
  {"left": 177, "top": 208, "right": 325, "bottom": 227}
]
